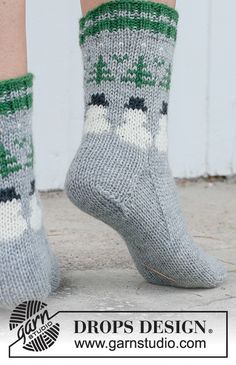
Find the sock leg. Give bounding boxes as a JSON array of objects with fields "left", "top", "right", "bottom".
[{"left": 66, "top": 0, "right": 226, "bottom": 288}]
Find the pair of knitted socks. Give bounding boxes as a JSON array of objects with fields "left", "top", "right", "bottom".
[{"left": 0, "top": 1, "right": 226, "bottom": 307}]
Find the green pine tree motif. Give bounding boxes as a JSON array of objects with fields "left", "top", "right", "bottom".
[
  {"left": 14, "top": 137, "right": 27, "bottom": 149},
  {"left": 87, "top": 55, "right": 115, "bottom": 85},
  {"left": 159, "top": 64, "right": 172, "bottom": 91},
  {"left": 14, "top": 137, "right": 34, "bottom": 168},
  {"left": 24, "top": 140, "right": 34, "bottom": 168},
  {"left": 121, "top": 56, "right": 156, "bottom": 88},
  {"left": 153, "top": 57, "right": 165, "bottom": 67},
  {"left": 112, "top": 54, "right": 128, "bottom": 64},
  {"left": 0, "top": 143, "right": 22, "bottom": 178}
]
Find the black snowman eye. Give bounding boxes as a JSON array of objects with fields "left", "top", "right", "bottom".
[
  {"left": 88, "top": 93, "right": 109, "bottom": 107},
  {"left": 0, "top": 187, "right": 21, "bottom": 203},
  {"left": 124, "top": 97, "right": 147, "bottom": 112},
  {"left": 160, "top": 101, "right": 168, "bottom": 115},
  {"left": 29, "top": 180, "right": 35, "bottom": 196}
]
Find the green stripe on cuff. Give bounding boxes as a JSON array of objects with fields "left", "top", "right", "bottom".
[
  {"left": 80, "top": 17, "right": 177, "bottom": 45},
  {"left": 0, "top": 94, "right": 33, "bottom": 116},
  {"left": 80, "top": 1, "right": 179, "bottom": 30},
  {"left": 0, "top": 73, "right": 33, "bottom": 98}
]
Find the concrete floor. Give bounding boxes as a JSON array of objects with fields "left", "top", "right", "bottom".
[
  {"left": 0, "top": 180, "right": 235, "bottom": 361},
  {"left": 41, "top": 179, "right": 236, "bottom": 314}
]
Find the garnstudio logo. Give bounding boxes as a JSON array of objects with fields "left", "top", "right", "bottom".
[{"left": 9, "top": 301, "right": 60, "bottom": 352}]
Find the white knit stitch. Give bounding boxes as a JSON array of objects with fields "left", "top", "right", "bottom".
[
  {"left": 0, "top": 87, "right": 33, "bottom": 103},
  {"left": 0, "top": 200, "right": 27, "bottom": 241},
  {"left": 30, "top": 194, "right": 43, "bottom": 232},
  {"left": 84, "top": 105, "right": 110, "bottom": 135},
  {"left": 117, "top": 109, "right": 151, "bottom": 148},
  {"left": 82, "top": 12, "right": 178, "bottom": 31},
  {"left": 155, "top": 113, "right": 168, "bottom": 152}
]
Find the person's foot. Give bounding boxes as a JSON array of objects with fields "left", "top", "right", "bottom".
[
  {"left": 0, "top": 74, "right": 60, "bottom": 307},
  {"left": 66, "top": 1, "right": 226, "bottom": 289}
]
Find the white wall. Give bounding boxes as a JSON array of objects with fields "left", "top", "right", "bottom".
[{"left": 26, "top": 0, "right": 236, "bottom": 190}]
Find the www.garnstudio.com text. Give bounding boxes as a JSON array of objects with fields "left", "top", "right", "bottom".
[{"left": 73, "top": 319, "right": 208, "bottom": 351}]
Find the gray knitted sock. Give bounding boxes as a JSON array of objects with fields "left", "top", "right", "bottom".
[
  {"left": 66, "top": 0, "right": 226, "bottom": 288},
  {"left": 0, "top": 74, "right": 60, "bottom": 307}
]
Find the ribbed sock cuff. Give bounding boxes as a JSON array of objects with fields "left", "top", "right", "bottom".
[
  {"left": 0, "top": 73, "right": 33, "bottom": 116},
  {"left": 79, "top": 0, "right": 179, "bottom": 45}
]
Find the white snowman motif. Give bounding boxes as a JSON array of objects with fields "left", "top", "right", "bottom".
[
  {"left": 0, "top": 188, "right": 27, "bottom": 241},
  {"left": 155, "top": 101, "right": 168, "bottom": 153},
  {"left": 29, "top": 180, "right": 42, "bottom": 232},
  {"left": 30, "top": 194, "right": 42, "bottom": 232},
  {"left": 117, "top": 97, "right": 152, "bottom": 149},
  {"left": 84, "top": 93, "right": 110, "bottom": 135}
]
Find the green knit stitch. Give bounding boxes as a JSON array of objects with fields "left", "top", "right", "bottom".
[
  {"left": 112, "top": 54, "right": 129, "bottom": 64},
  {"left": 14, "top": 138, "right": 27, "bottom": 149},
  {"left": 87, "top": 55, "right": 115, "bottom": 85},
  {"left": 80, "top": 17, "right": 177, "bottom": 45},
  {"left": 159, "top": 64, "right": 172, "bottom": 91},
  {"left": 0, "top": 74, "right": 33, "bottom": 98},
  {"left": 0, "top": 94, "right": 33, "bottom": 116},
  {"left": 121, "top": 56, "right": 156, "bottom": 88},
  {"left": 24, "top": 141, "right": 34, "bottom": 168},
  {"left": 14, "top": 137, "right": 34, "bottom": 168},
  {"left": 80, "top": 1, "right": 179, "bottom": 30},
  {"left": 0, "top": 143, "right": 22, "bottom": 178}
]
